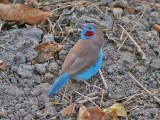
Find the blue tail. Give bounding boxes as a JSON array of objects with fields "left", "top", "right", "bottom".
[{"left": 48, "top": 72, "right": 69, "bottom": 97}]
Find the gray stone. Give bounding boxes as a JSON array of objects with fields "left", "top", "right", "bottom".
[
  {"left": 13, "top": 52, "right": 26, "bottom": 64},
  {"left": 150, "top": 58, "right": 160, "bottom": 69},
  {"left": 25, "top": 50, "right": 38, "bottom": 62},
  {"left": 149, "top": 12, "right": 160, "bottom": 25},
  {"left": 42, "top": 34, "right": 54, "bottom": 43},
  {"left": 35, "top": 63, "right": 47, "bottom": 74},
  {"left": 17, "top": 64, "right": 35, "bottom": 78},
  {"left": 48, "top": 61, "right": 59, "bottom": 73},
  {"left": 59, "top": 50, "right": 68, "bottom": 61},
  {"left": 15, "top": 104, "right": 21, "bottom": 109}
]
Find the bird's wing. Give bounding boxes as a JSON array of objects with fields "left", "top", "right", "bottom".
[{"left": 61, "top": 40, "right": 99, "bottom": 75}]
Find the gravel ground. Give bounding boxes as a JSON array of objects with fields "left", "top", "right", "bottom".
[{"left": 0, "top": 0, "right": 160, "bottom": 120}]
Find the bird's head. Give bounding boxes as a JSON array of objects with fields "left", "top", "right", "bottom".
[
  {"left": 80, "top": 23, "right": 96, "bottom": 40},
  {"left": 80, "top": 23, "right": 104, "bottom": 47}
]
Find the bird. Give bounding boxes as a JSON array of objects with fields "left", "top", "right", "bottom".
[{"left": 48, "top": 23, "right": 104, "bottom": 97}]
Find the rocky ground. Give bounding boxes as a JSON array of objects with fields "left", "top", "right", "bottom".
[{"left": 0, "top": 0, "right": 160, "bottom": 120}]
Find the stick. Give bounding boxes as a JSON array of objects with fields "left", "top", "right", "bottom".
[
  {"left": 128, "top": 72, "right": 160, "bottom": 104},
  {"left": 77, "top": 96, "right": 99, "bottom": 104},
  {"left": 75, "top": 91, "right": 100, "bottom": 108},
  {"left": 120, "top": 25, "right": 147, "bottom": 59},
  {"left": 117, "top": 8, "right": 146, "bottom": 51},
  {"left": 99, "top": 69, "right": 108, "bottom": 89}
]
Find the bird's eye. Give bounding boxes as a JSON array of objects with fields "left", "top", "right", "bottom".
[{"left": 88, "top": 26, "right": 92, "bottom": 29}]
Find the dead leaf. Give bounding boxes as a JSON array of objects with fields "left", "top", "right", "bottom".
[
  {"left": 103, "top": 103, "right": 127, "bottom": 118},
  {"left": 0, "top": 3, "right": 52, "bottom": 25},
  {"left": 0, "top": 60, "right": 7, "bottom": 70},
  {"left": 0, "top": 0, "right": 8, "bottom": 4},
  {"left": 60, "top": 104, "right": 75, "bottom": 116},
  {"left": 77, "top": 105, "right": 90, "bottom": 120},
  {"left": 87, "top": 106, "right": 106, "bottom": 120},
  {"left": 153, "top": 24, "right": 160, "bottom": 32},
  {"left": 77, "top": 105, "right": 106, "bottom": 120},
  {"left": 32, "top": 42, "right": 62, "bottom": 64}
]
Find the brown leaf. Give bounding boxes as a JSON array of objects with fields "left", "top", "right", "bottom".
[
  {"left": 0, "top": 0, "right": 8, "bottom": 4},
  {"left": 60, "top": 104, "right": 75, "bottom": 116},
  {"left": 77, "top": 105, "right": 107, "bottom": 120},
  {"left": 87, "top": 106, "right": 106, "bottom": 120},
  {"left": 153, "top": 24, "right": 160, "bottom": 32},
  {"left": 0, "top": 60, "right": 7, "bottom": 70},
  {"left": 32, "top": 42, "right": 62, "bottom": 64},
  {"left": 77, "top": 105, "right": 91, "bottom": 120},
  {"left": 0, "top": 3, "right": 52, "bottom": 25}
]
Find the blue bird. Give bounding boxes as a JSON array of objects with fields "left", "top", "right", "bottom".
[{"left": 48, "top": 23, "right": 104, "bottom": 97}]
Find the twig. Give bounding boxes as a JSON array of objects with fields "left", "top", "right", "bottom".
[
  {"left": 83, "top": 81, "right": 105, "bottom": 91},
  {"left": 117, "top": 8, "right": 146, "bottom": 51},
  {"left": 134, "top": 0, "right": 160, "bottom": 8},
  {"left": 76, "top": 92, "right": 101, "bottom": 101},
  {"left": 77, "top": 96, "right": 99, "bottom": 104},
  {"left": 120, "top": 25, "right": 147, "bottom": 59},
  {"left": 99, "top": 69, "right": 108, "bottom": 89},
  {"left": 123, "top": 8, "right": 145, "bottom": 28},
  {"left": 41, "top": 0, "right": 68, "bottom": 6},
  {"left": 75, "top": 91, "right": 100, "bottom": 108},
  {"left": 47, "top": 18, "right": 55, "bottom": 35},
  {"left": 51, "top": 1, "right": 86, "bottom": 13},
  {"left": 128, "top": 72, "right": 160, "bottom": 104}
]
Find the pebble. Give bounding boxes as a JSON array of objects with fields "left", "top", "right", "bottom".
[
  {"left": 42, "top": 34, "right": 54, "bottom": 43},
  {"left": 15, "top": 104, "right": 21, "bottom": 109},
  {"left": 35, "top": 63, "right": 47, "bottom": 74},
  {"left": 25, "top": 49, "right": 38, "bottom": 62},
  {"left": 17, "top": 64, "right": 35, "bottom": 78},
  {"left": 14, "top": 52, "right": 26, "bottom": 64},
  {"left": 58, "top": 50, "right": 68, "bottom": 61},
  {"left": 48, "top": 61, "right": 59, "bottom": 73},
  {"left": 149, "top": 12, "right": 160, "bottom": 25},
  {"left": 150, "top": 58, "right": 160, "bottom": 69}
]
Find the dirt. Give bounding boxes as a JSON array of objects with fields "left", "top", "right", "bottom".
[{"left": 0, "top": 0, "right": 160, "bottom": 120}]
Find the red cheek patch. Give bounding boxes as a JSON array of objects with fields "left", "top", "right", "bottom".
[{"left": 84, "top": 31, "right": 94, "bottom": 37}]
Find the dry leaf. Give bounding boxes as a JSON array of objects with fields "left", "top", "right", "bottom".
[
  {"left": 0, "top": 3, "right": 52, "bottom": 25},
  {"left": 153, "top": 24, "right": 160, "bottom": 32},
  {"left": 77, "top": 105, "right": 106, "bottom": 120},
  {"left": 32, "top": 42, "right": 62, "bottom": 64},
  {"left": 77, "top": 105, "right": 90, "bottom": 120},
  {"left": 60, "top": 104, "right": 75, "bottom": 116},
  {"left": 87, "top": 106, "right": 106, "bottom": 120},
  {"left": 103, "top": 103, "right": 127, "bottom": 118},
  {"left": 0, "top": 0, "right": 8, "bottom": 4},
  {"left": 0, "top": 60, "right": 7, "bottom": 70}
]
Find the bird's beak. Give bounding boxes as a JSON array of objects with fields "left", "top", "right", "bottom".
[{"left": 80, "top": 23, "right": 86, "bottom": 29}]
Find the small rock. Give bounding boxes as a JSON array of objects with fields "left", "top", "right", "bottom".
[
  {"left": 150, "top": 58, "right": 160, "bottom": 69},
  {"left": 149, "top": 12, "right": 160, "bottom": 26},
  {"left": 11, "top": 66, "right": 18, "bottom": 72},
  {"left": 48, "top": 61, "right": 59, "bottom": 73},
  {"left": 137, "top": 65, "right": 146, "bottom": 73},
  {"left": 10, "top": 77, "right": 18, "bottom": 84},
  {"left": 137, "top": 31, "right": 152, "bottom": 41},
  {"left": 44, "top": 72, "right": 54, "bottom": 82},
  {"left": 23, "top": 114, "right": 34, "bottom": 120},
  {"left": 15, "top": 104, "right": 21, "bottom": 109},
  {"left": 35, "top": 63, "right": 47, "bottom": 74},
  {"left": 25, "top": 50, "right": 38, "bottom": 62},
  {"left": 59, "top": 50, "right": 68, "bottom": 61},
  {"left": 31, "top": 83, "right": 51, "bottom": 96},
  {"left": 14, "top": 52, "right": 26, "bottom": 64},
  {"left": 42, "top": 34, "right": 54, "bottom": 43},
  {"left": 19, "top": 109, "right": 27, "bottom": 116},
  {"left": 17, "top": 64, "right": 35, "bottom": 78},
  {"left": 149, "top": 12, "right": 160, "bottom": 25}
]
